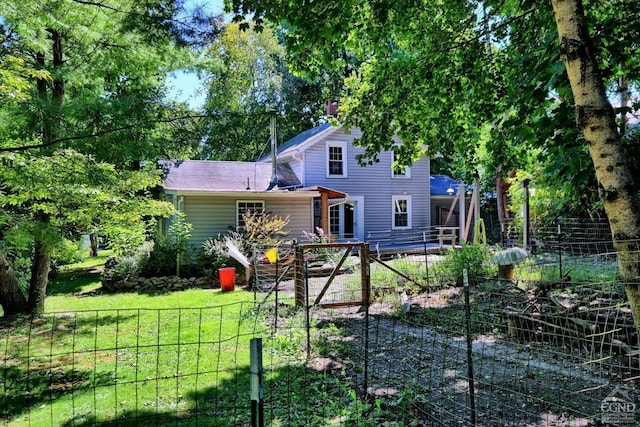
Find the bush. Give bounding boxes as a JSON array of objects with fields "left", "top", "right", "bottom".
[
  {"left": 432, "top": 244, "right": 493, "bottom": 286},
  {"left": 202, "top": 211, "right": 290, "bottom": 268},
  {"left": 102, "top": 241, "right": 153, "bottom": 284},
  {"left": 50, "top": 238, "right": 84, "bottom": 278},
  {"left": 141, "top": 213, "right": 193, "bottom": 277}
]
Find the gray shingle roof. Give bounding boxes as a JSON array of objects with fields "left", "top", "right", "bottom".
[{"left": 159, "top": 160, "right": 301, "bottom": 192}]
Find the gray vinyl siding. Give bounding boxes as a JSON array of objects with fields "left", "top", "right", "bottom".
[
  {"left": 182, "top": 195, "right": 314, "bottom": 249},
  {"left": 266, "top": 198, "right": 315, "bottom": 240},
  {"left": 286, "top": 127, "right": 431, "bottom": 239}
]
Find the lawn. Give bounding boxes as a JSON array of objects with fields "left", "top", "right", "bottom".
[
  {"left": 1, "top": 254, "right": 267, "bottom": 426},
  {"left": 1, "top": 253, "right": 371, "bottom": 426}
]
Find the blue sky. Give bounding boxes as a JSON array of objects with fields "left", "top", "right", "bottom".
[{"left": 166, "top": 0, "right": 226, "bottom": 109}]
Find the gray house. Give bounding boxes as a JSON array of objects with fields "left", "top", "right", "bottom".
[
  {"left": 258, "top": 123, "right": 431, "bottom": 243},
  {"left": 161, "top": 120, "right": 431, "bottom": 248}
]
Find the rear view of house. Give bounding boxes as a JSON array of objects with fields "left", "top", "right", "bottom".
[{"left": 259, "top": 122, "right": 431, "bottom": 243}]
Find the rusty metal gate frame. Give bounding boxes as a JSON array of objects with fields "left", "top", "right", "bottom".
[{"left": 293, "top": 242, "right": 371, "bottom": 308}]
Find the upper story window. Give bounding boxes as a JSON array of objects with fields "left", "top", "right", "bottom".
[
  {"left": 392, "top": 150, "right": 411, "bottom": 178},
  {"left": 237, "top": 200, "right": 264, "bottom": 229},
  {"left": 392, "top": 195, "right": 412, "bottom": 229},
  {"left": 326, "top": 141, "right": 348, "bottom": 178}
]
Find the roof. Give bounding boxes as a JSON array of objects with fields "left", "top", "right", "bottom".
[
  {"left": 159, "top": 160, "right": 301, "bottom": 192},
  {"left": 258, "top": 122, "right": 337, "bottom": 161},
  {"left": 430, "top": 174, "right": 462, "bottom": 196}
]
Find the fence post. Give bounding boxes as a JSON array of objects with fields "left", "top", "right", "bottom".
[
  {"left": 361, "top": 243, "right": 371, "bottom": 305},
  {"left": 305, "top": 260, "right": 312, "bottom": 360},
  {"left": 463, "top": 269, "right": 477, "bottom": 426},
  {"left": 557, "top": 222, "right": 563, "bottom": 280},
  {"left": 294, "top": 243, "right": 305, "bottom": 307},
  {"left": 250, "top": 338, "right": 264, "bottom": 427},
  {"left": 363, "top": 243, "right": 370, "bottom": 397},
  {"left": 422, "top": 231, "right": 431, "bottom": 287}
]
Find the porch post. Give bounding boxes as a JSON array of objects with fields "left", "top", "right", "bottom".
[{"left": 320, "top": 191, "right": 330, "bottom": 241}]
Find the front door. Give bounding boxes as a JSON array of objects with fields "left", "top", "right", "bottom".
[{"left": 328, "top": 197, "right": 364, "bottom": 241}]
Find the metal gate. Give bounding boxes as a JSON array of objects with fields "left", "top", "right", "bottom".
[{"left": 293, "top": 242, "right": 371, "bottom": 308}]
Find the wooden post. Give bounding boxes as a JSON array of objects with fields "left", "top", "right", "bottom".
[
  {"left": 459, "top": 183, "right": 466, "bottom": 245},
  {"left": 522, "top": 179, "right": 530, "bottom": 250},
  {"left": 320, "top": 191, "right": 330, "bottom": 241},
  {"left": 464, "top": 190, "right": 476, "bottom": 242},
  {"left": 360, "top": 243, "right": 371, "bottom": 305}
]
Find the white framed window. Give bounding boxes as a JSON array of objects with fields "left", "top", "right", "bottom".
[
  {"left": 392, "top": 195, "right": 412, "bottom": 229},
  {"left": 237, "top": 200, "right": 264, "bottom": 229},
  {"left": 326, "top": 141, "right": 348, "bottom": 178},
  {"left": 391, "top": 150, "right": 411, "bottom": 178},
  {"left": 329, "top": 204, "right": 340, "bottom": 236}
]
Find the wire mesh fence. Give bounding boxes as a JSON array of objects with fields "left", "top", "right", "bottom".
[{"left": 2, "top": 219, "right": 639, "bottom": 426}]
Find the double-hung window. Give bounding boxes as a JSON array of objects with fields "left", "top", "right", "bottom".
[
  {"left": 326, "top": 141, "right": 347, "bottom": 177},
  {"left": 237, "top": 200, "right": 264, "bottom": 230},
  {"left": 392, "top": 196, "right": 412, "bottom": 229},
  {"left": 392, "top": 151, "right": 411, "bottom": 178}
]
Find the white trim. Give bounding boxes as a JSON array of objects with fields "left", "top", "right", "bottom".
[
  {"left": 166, "top": 190, "right": 319, "bottom": 198},
  {"left": 326, "top": 140, "right": 348, "bottom": 178},
  {"left": 391, "top": 150, "right": 411, "bottom": 179},
  {"left": 348, "top": 195, "right": 365, "bottom": 241},
  {"left": 277, "top": 124, "right": 342, "bottom": 157},
  {"left": 392, "top": 195, "right": 412, "bottom": 230},
  {"left": 236, "top": 200, "right": 265, "bottom": 229}
]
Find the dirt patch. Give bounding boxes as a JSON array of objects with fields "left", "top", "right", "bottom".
[{"left": 310, "top": 282, "right": 639, "bottom": 426}]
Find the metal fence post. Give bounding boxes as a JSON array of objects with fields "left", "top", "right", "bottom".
[
  {"left": 463, "top": 269, "right": 477, "bottom": 426},
  {"left": 294, "top": 243, "right": 305, "bottom": 307},
  {"left": 250, "top": 338, "right": 264, "bottom": 427},
  {"left": 305, "top": 260, "right": 311, "bottom": 360},
  {"left": 557, "top": 222, "right": 563, "bottom": 280},
  {"left": 362, "top": 243, "right": 371, "bottom": 396}
]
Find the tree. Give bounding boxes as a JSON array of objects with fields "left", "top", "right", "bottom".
[
  {"left": 199, "top": 21, "right": 338, "bottom": 161},
  {"left": 0, "top": 0, "right": 201, "bottom": 315},
  {"left": 227, "top": 0, "right": 640, "bottom": 327},
  {"left": 550, "top": 0, "right": 640, "bottom": 325},
  {"left": 0, "top": 150, "right": 173, "bottom": 315}
]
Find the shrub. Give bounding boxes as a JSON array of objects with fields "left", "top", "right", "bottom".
[
  {"left": 431, "top": 244, "right": 493, "bottom": 286},
  {"left": 141, "top": 213, "right": 192, "bottom": 277},
  {"left": 202, "top": 211, "right": 290, "bottom": 267},
  {"left": 102, "top": 241, "right": 153, "bottom": 284}
]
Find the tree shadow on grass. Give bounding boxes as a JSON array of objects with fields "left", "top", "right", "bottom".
[
  {"left": 48, "top": 268, "right": 103, "bottom": 295},
  {"left": 52, "top": 363, "right": 365, "bottom": 426},
  {"left": 1, "top": 313, "right": 140, "bottom": 424}
]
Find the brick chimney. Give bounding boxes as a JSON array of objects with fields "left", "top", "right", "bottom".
[{"left": 326, "top": 100, "right": 338, "bottom": 118}]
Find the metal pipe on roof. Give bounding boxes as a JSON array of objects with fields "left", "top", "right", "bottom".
[{"left": 267, "top": 111, "right": 278, "bottom": 190}]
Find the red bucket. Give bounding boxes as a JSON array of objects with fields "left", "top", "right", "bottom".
[{"left": 219, "top": 267, "right": 236, "bottom": 291}]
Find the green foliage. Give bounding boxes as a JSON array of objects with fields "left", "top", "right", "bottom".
[
  {"left": 437, "top": 244, "right": 493, "bottom": 286},
  {"left": 143, "top": 213, "right": 193, "bottom": 277},
  {"left": 227, "top": 0, "right": 638, "bottom": 221},
  {"left": 203, "top": 211, "right": 290, "bottom": 266},
  {"left": 50, "top": 238, "right": 84, "bottom": 272},
  {"left": 199, "top": 21, "right": 337, "bottom": 161},
  {"left": 102, "top": 242, "right": 153, "bottom": 284},
  {"left": 241, "top": 210, "right": 290, "bottom": 249}
]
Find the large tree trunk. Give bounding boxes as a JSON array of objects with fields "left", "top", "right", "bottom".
[
  {"left": 27, "top": 214, "right": 53, "bottom": 314},
  {"left": 551, "top": 0, "right": 640, "bottom": 328},
  {"left": 0, "top": 250, "right": 28, "bottom": 316}
]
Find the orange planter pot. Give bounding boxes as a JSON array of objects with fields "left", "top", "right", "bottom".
[{"left": 219, "top": 267, "right": 236, "bottom": 291}]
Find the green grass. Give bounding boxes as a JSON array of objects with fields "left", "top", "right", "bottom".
[{"left": 1, "top": 254, "right": 374, "bottom": 426}]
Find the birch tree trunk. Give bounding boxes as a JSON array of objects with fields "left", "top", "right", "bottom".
[{"left": 551, "top": 0, "right": 640, "bottom": 328}]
